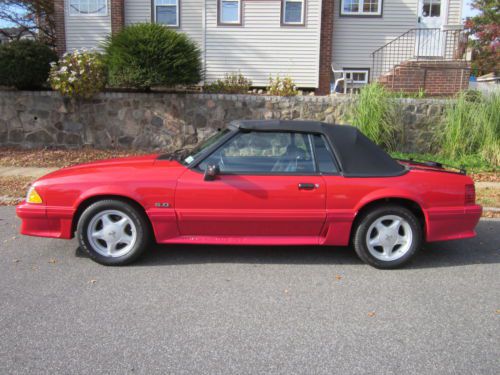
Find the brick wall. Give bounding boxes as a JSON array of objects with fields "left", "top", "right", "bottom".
[
  {"left": 378, "top": 60, "right": 470, "bottom": 96},
  {"left": 110, "top": 0, "right": 125, "bottom": 34},
  {"left": 53, "top": 0, "right": 66, "bottom": 56},
  {"left": 316, "top": 0, "right": 334, "bottom": 95}
]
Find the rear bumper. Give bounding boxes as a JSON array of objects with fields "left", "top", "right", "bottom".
[
  {"left": 16, "top": 202, "right": 75, "bottom": 239},
  {"left": 426, "top": 205, "right": 482, "bottom": 242}
]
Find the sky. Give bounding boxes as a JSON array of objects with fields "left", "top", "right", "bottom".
[
  {"left": 0, "top": 1, "right": 483, "bottom": 29},
  {"left": 462, "top": 1, "right": 480, "bottom": 18}
]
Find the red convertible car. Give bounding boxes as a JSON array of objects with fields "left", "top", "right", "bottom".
[{"left": 17, "top": 121, "right": 482, "bottom": 268}]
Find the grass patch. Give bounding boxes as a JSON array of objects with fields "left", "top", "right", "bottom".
[{"left": 476, "top": 187, "right": 500, "bottom": 207}]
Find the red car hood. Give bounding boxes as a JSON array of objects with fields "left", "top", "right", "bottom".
[{"left": 35, "top": 154, "right": 178, "bottom": 182}]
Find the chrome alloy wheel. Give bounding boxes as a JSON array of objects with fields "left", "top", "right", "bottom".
[
  {"left": 366, "top": 215, "right": 413, "bottom": 261},
  {"left": 87, "top": 210, "right": 137, "bottom": 258}
]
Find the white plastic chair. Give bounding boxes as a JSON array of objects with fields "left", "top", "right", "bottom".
[{"left": 331, "top": 64, "right": 346, "bottom": 94}]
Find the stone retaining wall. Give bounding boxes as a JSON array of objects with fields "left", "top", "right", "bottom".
[{"left": 0, "top": 91, "right": 450, "bottom": 153}]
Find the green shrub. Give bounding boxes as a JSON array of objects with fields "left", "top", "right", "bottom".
[
  {"left": 347, "top": 83, "right": 398, "bottom": 151},
  {"left": 204, "top": 73, "right": 252, "bottom": 94},
  {"left": 0, "top": 40, "right": 57, "bottom": 90},
  {"left": 49, "top": 50, "right": 106, "bottom": 99},
  {"left": 103, "top": 23, "right": 202, "bottom": 90},
  {"left": 267, "top": 75, "right": 298, "bottom": 96},
  {"left": 441, "top": 92, "right": 500, "bottom": 166}
]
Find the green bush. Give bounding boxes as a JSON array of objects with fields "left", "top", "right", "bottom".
[
  {"left": 441, "top": 92, "right": 499, "bottom": 166},
  {"left": 49, "top": 50, "right": 106, "bottom": 99},
  {"left": 103, "top": 23, "right": 202, "bottom": 90},
  {"left": 347, "top": 83, "right": 398, "bottom": 151},
  {"left": 204, "top": 73, "right": 252, "bottom": 94},
  {"left": 0, "top": 40, "right": 57, "bottom": 90},
  {"left": 267, "top": 75, "right": 298, "bottom": 96}
]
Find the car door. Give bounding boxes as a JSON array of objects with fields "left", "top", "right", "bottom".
[{"left": 174, "top": 131, "right": 327, "bottom": 240}]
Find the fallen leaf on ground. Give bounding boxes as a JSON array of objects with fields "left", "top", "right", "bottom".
[
  {"left": 89, "top": 279, "right": 97, "bottom": 284},
  {"left": 368, "top": 311, "right": 376, "bottom": 317},
  {"left": 0, "top": 147, "right": 147, "bottom": 168},
  {"left": 335, "top": 275, "right": 342, "bottom": 280},
  {"left": 48, "top": 259, "right": 57, "bottom": 264},
  {"left": 471, "top": 172, "right": 500, "bottom": 183},
  {"left": 495, "top": 309, "right": 500, "bottom": 314},
  {"left": 284, "top": 289, "right": 289, "bottom": 294},
  {"left": 12, "top": 259, "right": 20, "bottom": 263}
]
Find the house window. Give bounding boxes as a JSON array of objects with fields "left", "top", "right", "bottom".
[
  {"left": 282, "top": 0, "right": 305, "bottom": 25},
  {"left": 340, "top": 0, "right": 382, "bottom": 16},
  {"left": 155, "top": 0, "right": 179, "bottom": 27},
  {"left": 345, "top": 69, "right": 369, "bottom": 84},
  {"left": 422, "top": 0, "right": 441, "bottom": 17},
  {"left": 343, "top": 69, "right": 369, "bottom": 93},
  {"left": 219, "top": 0, "right": 241, "bottom": 25},
  {"left": 68, "top": 0, "right": 107, "bottom": 16}
]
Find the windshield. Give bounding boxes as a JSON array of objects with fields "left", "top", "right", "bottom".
[{"left": 182, "top": 129, "right": 231, "bottom": 165}]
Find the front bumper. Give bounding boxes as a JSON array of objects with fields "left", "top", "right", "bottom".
[
  {"left": 16, "top": 202, "right": 75, "bottom": 239},
  {"left": 426, "top": 205, "right": 482, "bottom": 242}
]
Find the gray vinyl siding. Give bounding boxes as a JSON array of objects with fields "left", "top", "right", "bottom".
[
  {"left": 332, "top": 0, "right": 464, "bottom": 81},
  {"left": 124, "top": 0, "right": 322, "bottom": 88},
  {"left": 204, "top": 0, "right": 322, "bottom": 88},
  {"left": 125, "top": 0, "right": 151, "bottom": 24},
  {"left": 125, "top": 0, "right": 203, "bottom": 50},
  {"left": 65, "top": 0, "right": 111, "bottom": 51},
  {"left": 332, "top": 0, "right": 418, "bottom": 80}
]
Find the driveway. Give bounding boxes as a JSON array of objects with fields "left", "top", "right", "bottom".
[{"left": 0, "top": 206, "right": 499, "bottom": 375}]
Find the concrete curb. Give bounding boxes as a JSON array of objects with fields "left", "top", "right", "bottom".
[{"left": 0, "top": 167, "right": 58, "bottom": 178}]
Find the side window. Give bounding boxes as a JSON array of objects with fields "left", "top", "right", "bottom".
[
  {"left": 313, "top": 134, "right": 338, "bottom": 174},
  {"left": 69, "top": 0, "right": 108, "bottom": 16},
  {"left": 219, "top": 0, "right": 241, "bottom": 25},
  {"left": 282, "top": 0, "right": 305, "bottom": 25},
  {"left": 155, "top": 0, "right": 180, "bottom": 27},
  {"left": 198, "top": 131, "right": 316, "bottom": 174}
]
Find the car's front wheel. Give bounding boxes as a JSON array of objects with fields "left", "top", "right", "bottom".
[
  {"left": 353, "top": 205, "right": 422, "bottom": 269},
  {"left": 77, "top": 199, "right": 151, "bottom": 266}
]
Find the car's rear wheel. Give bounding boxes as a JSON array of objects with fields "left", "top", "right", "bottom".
[
  {"left": 353, "top": 205, "right": 422, "bottom": 269},
  {"left": 77, "top": 199, "right": 151, "bottom": 266}
]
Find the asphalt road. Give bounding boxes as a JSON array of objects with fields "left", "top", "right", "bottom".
[{"left": 0, "top": 206, "right": 499, "bottom": 375}]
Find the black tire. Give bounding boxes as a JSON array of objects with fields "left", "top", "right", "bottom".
[
  {"left": 77, "top": 199, "right": 151, "bottom": 266},
  {"left": 353, "top": 204, "right": 422, "bottom": 269}
]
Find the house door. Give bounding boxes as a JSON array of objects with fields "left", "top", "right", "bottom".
[{"left": 416, "top": 0, "right": 446, "bottom": 57}]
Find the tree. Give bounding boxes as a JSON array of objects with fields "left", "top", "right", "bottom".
[
  {"left": 0, "top": 1, "right": 55, "bottom": 46},
  {"left": 464, "top": 0, "right": 500, "bottom": 76}
]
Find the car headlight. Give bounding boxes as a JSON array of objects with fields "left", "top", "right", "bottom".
[{"left": 26, "top": 186, "right": 43, "bottom": 204}]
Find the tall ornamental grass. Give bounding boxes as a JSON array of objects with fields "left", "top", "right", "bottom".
[
  {"left": 441, "top": 92, "right": 499, "bottom": 167},
  {"left": 348, "top": 83, "right": 398, "bottom": 151}
]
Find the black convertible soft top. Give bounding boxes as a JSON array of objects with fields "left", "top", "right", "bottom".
[{"left": 231, "top": 120, "right": 406, "bottom": 177}]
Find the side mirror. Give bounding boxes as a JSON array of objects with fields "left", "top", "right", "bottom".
[{"left": 204, "top": 164, "right": 220, "bottom": 181}]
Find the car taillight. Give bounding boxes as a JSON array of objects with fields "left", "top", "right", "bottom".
[{"left": 465, "top": 184, "right": 475, "bottom": 205}]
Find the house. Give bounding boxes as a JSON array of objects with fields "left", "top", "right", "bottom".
[
  {"left": 53, "top": 0, "right": 468, "bottom": 95},
  {"left": 0, "top": 28, "right": 35, "bottom": 45}
]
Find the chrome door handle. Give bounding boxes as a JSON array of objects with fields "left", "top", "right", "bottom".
[{"left": 298, "top": 183, "right": 316, "bottom": 190}]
